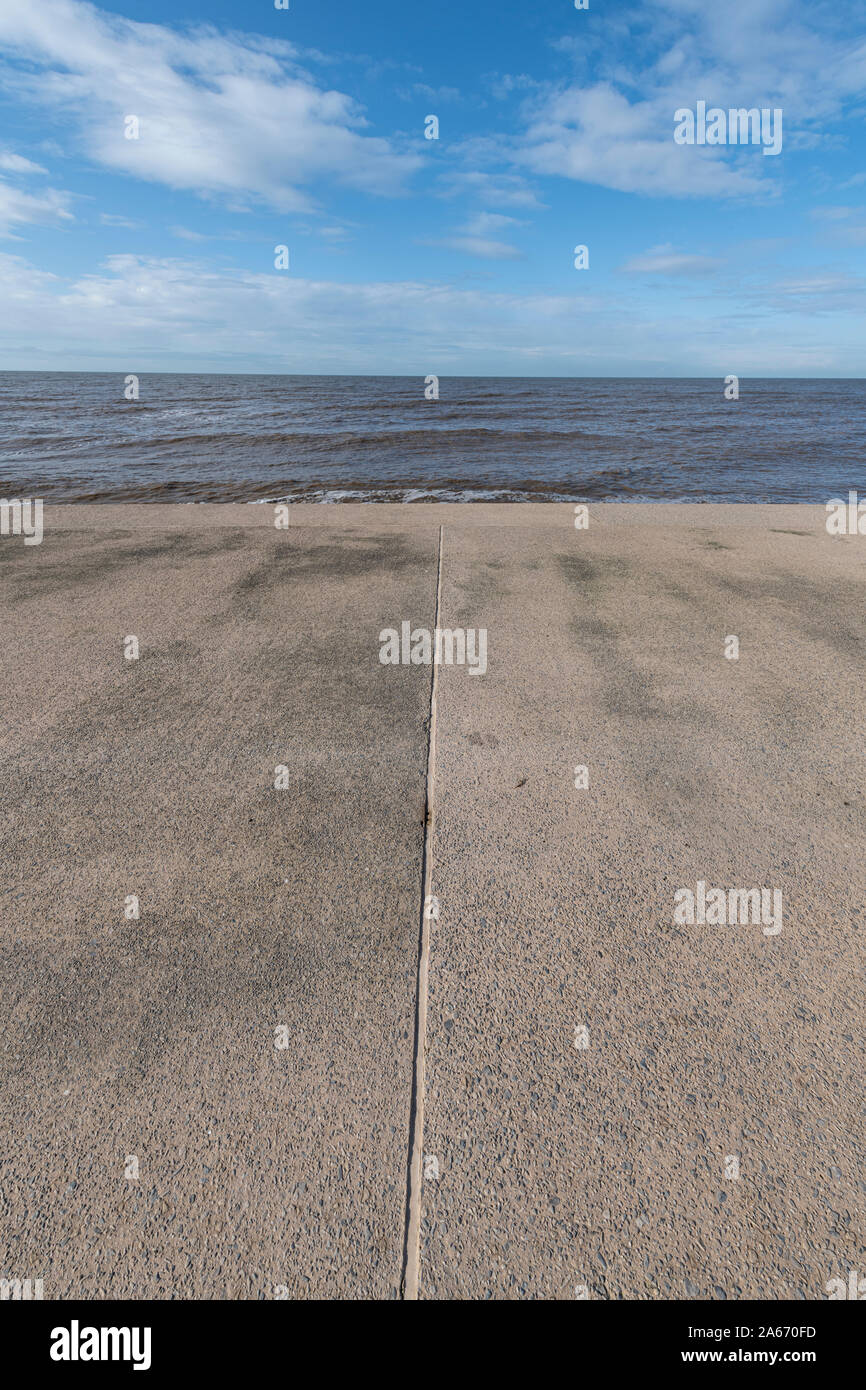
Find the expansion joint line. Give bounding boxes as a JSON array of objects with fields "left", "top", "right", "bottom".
[{"left": 401, "top": 523, "right": 443, "bottom": 1301}]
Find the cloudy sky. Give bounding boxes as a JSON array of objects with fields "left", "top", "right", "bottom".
[{"left": 0, "top": 0, "right": 864, "bottom": 374}]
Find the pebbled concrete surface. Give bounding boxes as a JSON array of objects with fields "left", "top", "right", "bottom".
[
  {"left": 420, "top": 509, "right": 865, "bottom": 1299},
  {"left": 0, "top": 514, "right": 436, "bottom": 1298},
  {"left": 0, "top": 503, "right": 863, "bottom": 1300}
]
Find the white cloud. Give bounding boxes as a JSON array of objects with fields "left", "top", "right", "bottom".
[
  {"left": 0, "top": 250, "right": 60, "bottom": 302},
  {"left": 100, "top": 212, "right": 142, "bottom": 228},
  {"left": 487, "top": 73, "right": 543, "bottom": 102},
  {"left": 516, "top": 83, "right": 769, "bottom": 199},
  {"left": 512, "top": 0, "right": 866, "bottom": 199},
  {"left": 0, "top": 250, "right": 863, "bottom": 375},
  {"left": 436, "top": 236, "right": 523, "bottom": 260},
  {"left": 620, "top": 243, "right": 723, "bottom": 274},
  {"left": 0, "top": 146, "right": 71, "bottom": 235},
  {"left": 0, "top": 151, "right": 48, "bottom": 174},
  {"left": 400, "top": 83, "right": 462, "bottom": 103},
  {"left": 436, "top": 170, "right": 545, "bottom": 209},
  {"left": 0, "top": 0, "right": 420, "bottom": 213},
  {"left": 0, "top": 251, "right": 599, "bottom": 367},
  {"left": 170, "top": 225, "right": 207, "bottom": 241},
  {"left": 0, "top": 178, "right": 73, "bottom": 235},
  {"left": 765, "top": 271, "right": 866, "bottom": 304},
  {"left": 467, "top": 212, "right": 523, "bottom": 234},
  {"left": 430, "top": 212, "right": 526, "bottom": 260}
]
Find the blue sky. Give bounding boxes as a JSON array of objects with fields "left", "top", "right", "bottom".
[{"left": 0, "top": 0, "right": 864, "bottom": 374}]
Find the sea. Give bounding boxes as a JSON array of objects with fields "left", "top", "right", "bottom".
[{"left": 0, "top": 373, "right": 863, "bottom": 502}]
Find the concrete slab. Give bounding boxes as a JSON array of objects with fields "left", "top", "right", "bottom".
[
  {"left": 1, "top": 503, "right": 862, "bottom": 1301},
  {"left": 420, "top": 512, "right": 865, "bottom": 1299},
  {"left": 0, "top": 515, "right": 437, "bottom": 1298}
]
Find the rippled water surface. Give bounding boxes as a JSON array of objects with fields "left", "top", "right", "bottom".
[{"left": 1, "top": 373, "right": 863, "bottom": 501}]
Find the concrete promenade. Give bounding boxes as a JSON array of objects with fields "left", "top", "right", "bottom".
[{"left": 0, "top": 504, "right": 862, "bottom": 1299}]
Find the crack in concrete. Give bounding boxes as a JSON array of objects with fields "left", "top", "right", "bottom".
[{"left": 401, "top": 524, "right": 443, "bottom": 1301}]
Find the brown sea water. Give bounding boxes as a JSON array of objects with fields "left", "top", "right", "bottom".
[{"left": 1, "top": 373, "right": 863, "bottom": 502}]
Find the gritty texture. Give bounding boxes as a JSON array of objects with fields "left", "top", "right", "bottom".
[
  {"left": 0, "top": 515, "right": 436, "bottom": 1299},
  {"left": 0, "top": 503, "right": 863, "bottom": 1301},
  {"left": 422, "top": 510, "right": 865, "bottom": 1300}
]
